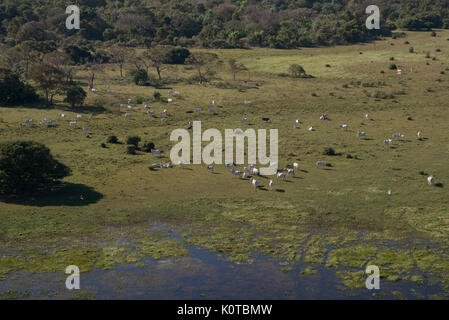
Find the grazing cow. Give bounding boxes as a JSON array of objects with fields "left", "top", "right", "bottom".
[
  {"left": 194, "top": 108, "right": 201, "bottom": 113},
  {"left": 293, "top": 163, "right": 299, "bottom": 170},
  {"left": 392, "top": 133, "right": 401, "bottom": 139},
  {"left": 309, "top": 126, "right": 315, "bottom": 131},
  {"left": 91, "top": 88, "right": 96, "bottom": 93},
  {"left": 151, "top": 149, "right": 161, "bottom": 155},
  {"left": 428, "top": 176, "right": 435, "bottom": 186},
  {"left": 242, "top": 118, "right": 248, "bottom": 123},
  {"left": 125, "top": 113, "right": 132, "bottom": 118},
  {"left": 296, "top": 120, "right": 301, "bottom": 124},
  {"left": 269, "top": 180, "right": 274, "bottom": 190},
  {"left": 316, "top": 161, "right": 327, "bottom": 167},
  {"left": 250, "top": 178, "right": 259, "bottom": 190},
  {"left": 244, "top": 101, "right": 252, "bottom": 106},
  {"left": 287, "top": 169, "right": 295, "bottom": 176},
  {"left": 232, "top": 169, "right": 242, "bottom": 176},
  {"left": 262, "top": 118, "right": 270, "bottom": 122},
  {"left": 70, "top": 121, "right": 77, "bottom": 127},
  {"left": 226, "top": 163, "right": 235, "bottom": 169},
  {"left": 387, "top": 189, "right": 392, "bottom": 196},
  {"left": 160, "top": 110, "right": 167, "bottom": 116},
  {"left": 417, "top": 131, "right": 422, "bottom": 140},
  {"left": 340, "top": 124, "right": 348, "bottom": 129},
  {"left": 384, "top": 139, "right": 393, "bottom": 145},
  {"left": 357, "top": 131, "right": 366, "bottom": 138},
  {"left": 174, "top": 91, "right": 180, "bottom": 95},
  {"left": 276, "top": 172, "right": 286, "bottom": 179},
  {"left": 320, "top": 114, "right": 328, "bottom": 120},
  {"left": 212, "top": 99, "right": 217, "bottom": 106},
  {"left": 128, "top": 99, "right": 132, "bottom": 104},
  {"left": 60, "top": 114, "right": 66, "bottom": 119},
  {"left": 242, "top": 172, "right": 250, "bottom": 179},
  {"left": 77, "top": 114, "right": 83, "bottom": 119},
  {"left": 207, "top": 165, "right": 214, "bottom": 173},
  {"left": 152, "top": 163, "right": 162, "bottom": 168},
  {"left": 167, "top": 98, "right": 173, "bottom": 103},
  {"left": 252, "top": 168, "right": 260, "bottom": 176},
  {"left": 365, "top": 114, "right": 369, "bottom": 120}
]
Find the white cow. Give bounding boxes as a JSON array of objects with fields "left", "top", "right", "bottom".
[
  {"left": 316, "top": 161, "right": 327, "bottom": 167},
  {"left": 357, "top": 131, "right": 366, "bottom": 138},
  {"left": 428, "top": 176, "right": 435, "bottom": 186}
]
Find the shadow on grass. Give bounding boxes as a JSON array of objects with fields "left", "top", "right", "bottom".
[{"left": 0, "top": 183, "right": 103, "bottom": 207}]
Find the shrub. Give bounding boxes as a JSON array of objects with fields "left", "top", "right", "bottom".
[
  {"left": 131, "top": 69, "right": 148, "bottom": 86},
  {"left": 289, "top": 64, "right": 306, "bottom": 78},
  {"left": 142, "top": 141, "right": 155, "bottom": 152},
  {"left": 106, "top": 136, "right": 119, "bottom": 144},
  {"left": 153, "top": 91, "right": 162, "bottom": 100},
  {"left": 65, "top": 86, "right": 87, "bottom": 107},
  {"left": 389, "top": 63, "right": 397, "bottom": 70},
  {"left": 126, "top": 136, "right": 141, "bottom": 147},
  {"left": 101, "top": 143, "right": 107, "bottom": 148},
  {"left": 431, "top": 31, "right": 437, "bottom": 37},
  {"left": 390, "top": 57, "right": 395, "bottom": 61},
  {"left": 323, "top": 147, "right": 336, "bottom": 156},
  {"left": 126, "top": 145, "right": 137, "bottom": 155},
  {"left": 0, "top": 141, "right": 71, "bottom": 195},
  {"left": 325, "top": 64, "right": 331, "bottom": 68},
  {"left": 409, "top": 47, "right": 414, "bottom": 53}
]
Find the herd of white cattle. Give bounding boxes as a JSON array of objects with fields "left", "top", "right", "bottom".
[{"left": 17, "top": 91, "right": 436, "bottom": 192}]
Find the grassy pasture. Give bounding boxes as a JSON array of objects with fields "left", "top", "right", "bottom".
[{"left": 1, "top": 30, "right": 449, "bottom": 298}]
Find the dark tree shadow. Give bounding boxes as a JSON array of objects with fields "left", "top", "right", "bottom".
[{"left": 0, "top": 183, "right": 103, "bottom": 207}]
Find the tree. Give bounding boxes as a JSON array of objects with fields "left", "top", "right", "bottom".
[
  {"left": 84, "top": 57, "right": 104, "bottom": 88},
  {"left": 143, "top": 47, "right": 170, "bottom": 81},
  {"left": 110, "top": 45, "right": 128, "bottom": 77},
  {"left": 0, "top": 141, "right": 71, "bottom": 195},
  {"left": 185, "top": 52, "right": 219, "bottom": 84},
  {"left": 289, "top": 64, "right": 307, "bottom": 78},
  {"left": 0, "top": 68, "right": 39, "bottom": 106},
  {"left": 228, "top": 58, "right": 247, "bottom": 81},
  {"left": 65, "top": 86, "right": 87, "bottom": 107},
  {"left": 29, "top": 63, "right": 66, "bottom": 105}
]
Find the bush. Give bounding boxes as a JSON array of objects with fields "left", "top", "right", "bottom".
[
  {"left": 126, "top": 136, "right": 141, "bottom": 147},
  {"left": 126, "top": 145, "right": 137, "bottom": 155},
  {"left": 289, "top": 64, "right": 306, "bottom": 78},
  {"left": 142, "top": 141, "right": 155, "bottom": 152},
  {"left": 431, "top": 31, "right": 437, "bottom": 37},
  {"left": 101, "top": 143, "right": 107, "bottom": 148},
  {"left": 165, "top": 47, "right": 191, "bottom": 64},
  {"left": 131, "top": 69, "right": 148, "bottom": 86},
  {"left": 153, "top": 91, "right": 162, "bottom": 100},
  {"left": 106, "top": 136, "right": 119, "bottom": 144},
  {"left": 65, "top": 86, "right": 87, "bottom": 107},
  {"left": 0, "top": 141, "right": 71, "bottom": 195},
  {"left": 389, "top": 63, "right": 397, "bottom": 70},
  {"left": 409, "top": 47, "right": 414, "bottom": 53},
  {"left": 323, "top": 147, "right": 336, "bottom": 156}
]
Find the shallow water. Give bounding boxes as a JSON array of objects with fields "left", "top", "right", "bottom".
[{"left": 0, "top": 221, "right": 445, "bottom": 299}]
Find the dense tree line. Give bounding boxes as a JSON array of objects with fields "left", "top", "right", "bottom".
[{"left": 0, "top": 0, "right": 448, "bottom": 50}]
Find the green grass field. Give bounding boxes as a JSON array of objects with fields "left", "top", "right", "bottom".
[{"left": 1, "top": 30, "right": 449, "bottom": 299}]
